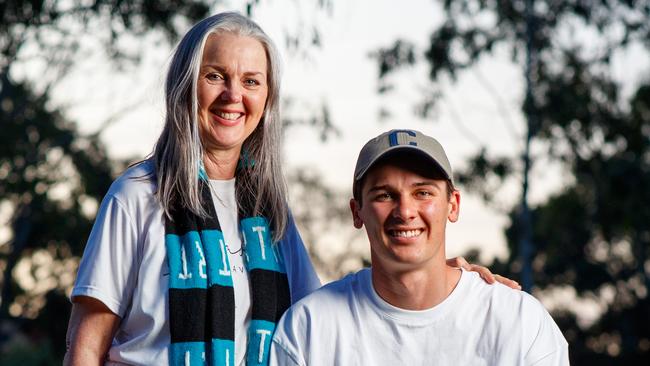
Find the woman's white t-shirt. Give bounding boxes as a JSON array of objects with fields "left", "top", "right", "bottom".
[
  {"left": 209, "top": 178, "right": 249, "bottom": 366},
  {"left": 71, "top": 161, "right": 321, "bottom": 365}
]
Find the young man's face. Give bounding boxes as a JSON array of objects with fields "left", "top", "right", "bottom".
[{"left": 350, "top": 159, "right": 460, "bottom": 273}]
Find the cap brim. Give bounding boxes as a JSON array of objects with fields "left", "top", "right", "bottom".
[{"left": 354, "top": 145, "right": 451, "bottom": 182}]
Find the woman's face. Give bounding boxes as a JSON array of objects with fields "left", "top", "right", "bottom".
[{"left": 197, "top": 32, "right": 268, "bottom": 155}]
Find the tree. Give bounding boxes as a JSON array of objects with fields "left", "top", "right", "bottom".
[
  {"left": 0, "top": 1, "right": 214, "bottom": 362},
  {"left": 374, "top": 0, "right": 650, "bottom": 363},
  {"left": 0, "top": 1, "right": 339, "bottom": 362},
  {"left": 286, "top": 168, "right": 367, "bottom": 282}
]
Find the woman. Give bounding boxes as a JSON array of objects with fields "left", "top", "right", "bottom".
[{"left": 64, "top": 12, "right": 515, "bottom": 366}]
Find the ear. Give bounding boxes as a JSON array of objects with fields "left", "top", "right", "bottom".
[
  {"left": 447, "top": 190, "right": 461, "bottom": 223},
  {"left": 350, "top": 198, "right": 364, "bottom": 229}
]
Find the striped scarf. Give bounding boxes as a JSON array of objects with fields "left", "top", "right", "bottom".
[{"left": 165, "top": 178, "right": 290, "bottom": 365}]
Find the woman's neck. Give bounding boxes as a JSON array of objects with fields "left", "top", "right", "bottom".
[{"left": 203, "top": 148, "right": 241, "bottom": 180}]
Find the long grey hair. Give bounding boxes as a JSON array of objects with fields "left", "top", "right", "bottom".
[{"left": 152, "top": 12, "right": 288, "bottom": 241}]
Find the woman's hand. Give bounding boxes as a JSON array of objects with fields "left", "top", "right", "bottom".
[{"left": 446, "top": 256, "right": 522, "bottom": 290}]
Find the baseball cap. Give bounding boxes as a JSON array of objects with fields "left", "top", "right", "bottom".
[{"left": 353, "top": 129, "right": 454, "bottom": 186}]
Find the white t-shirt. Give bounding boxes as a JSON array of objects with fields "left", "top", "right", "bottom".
[
  {"left": 271, "top": 268, "right": 569, "bottom": 366},
  {"left": 72, "top": 161, "right": 321, "bottom": 365},
  {"left": 209, "top": 178, "right": 250, "bottom": 366}
]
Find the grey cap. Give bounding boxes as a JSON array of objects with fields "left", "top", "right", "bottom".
[{"left": 353, "top": 129, "right": 453, "bottom": 184}]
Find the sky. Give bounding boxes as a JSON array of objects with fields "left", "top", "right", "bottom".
[
  {"left": 255, "top": 0, "right": 529, "bottom": 260},
  {"left": 24, "top": 0, "right": 595, "bottom": 264}
]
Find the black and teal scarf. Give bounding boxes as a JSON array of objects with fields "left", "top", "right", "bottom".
[{"left": 165, "top": 176, "right": 290, "bottom": 365}]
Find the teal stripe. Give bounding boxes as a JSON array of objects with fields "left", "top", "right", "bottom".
[
  {"left": 166, "top": 232, "right": 209, "bottom": 289},
  {"left": 246, "top": 320, "right": 276, "bottom": 365},
  {"left": 242, "top": 217, "right": 286, "bottom": 273},
  {"left": 210, "top": 339, "right": 235, "bottom": 366},
  {"left": 170, "top": 342, "right": 206, "bottom": 365},
  {"left": 200, "top": 229, "right": 234, "bottom": 287}
]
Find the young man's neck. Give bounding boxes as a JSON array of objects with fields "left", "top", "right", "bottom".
[{"left": 371, "top": 263, "right": 461, "bottom": 311}]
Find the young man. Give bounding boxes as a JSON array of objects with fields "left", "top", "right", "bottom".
[{"left": 270, "top": 129, "right": 569, "bottom": 365}]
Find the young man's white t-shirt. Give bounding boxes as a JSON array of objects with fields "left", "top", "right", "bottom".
[
  {"left": 271, "top": 268, "right": 569, "bottom": 366},
  {"left": 71, "top": 161, "right": 321, "bottom": 365}
]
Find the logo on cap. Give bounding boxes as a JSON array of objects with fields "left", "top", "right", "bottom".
[{"left": 389, "top": 130, "right": 418, "bottom": 147}]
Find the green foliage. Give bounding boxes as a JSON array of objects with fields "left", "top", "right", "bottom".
[
  {"left": 0, "top": 75, "right": 114, "bottom": 363},
  {"left": 455, "top": 148, "right": 512, "bottom": 203},
  {"left": 0, "top": 0, "right": 214, "bottom": 362},
  {"left": 375, "top": 0, "right": 650, "bottom": 363},
  {"left": 0, "top": 75, "right": 114, "bottom": 300},
  {"left": 282, "top": 98, "right": 341, "bottom": 142},
  {"left": 0, "top": 342, "right": 59, "bottom": 366},
  {"left": 286, "top": 168, "right": 366, "bottom": 281},
  {"left": 0, "top": 0, "right": 212, "bottom": 70}
]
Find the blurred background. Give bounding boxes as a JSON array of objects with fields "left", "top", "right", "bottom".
[{"left": 1, "top": 0, "right": 649, "bottom": 364}]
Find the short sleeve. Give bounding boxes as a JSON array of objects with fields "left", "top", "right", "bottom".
[
  {"left": 71, "top": 194, "right": 140, "bottom": 317},
  {"left": 278, "top": 213, "right": 321, "bottom": 303},
  {"left": 269, "top": 337, "right": 304, "bottom": 366},
  {"left": 523, "top": 296, "right": 570, "bottom": 366},
  {"left": 269, "top": 340, "right": 303, "bottom": 366},
  {"left": 270, "top": 303, "right": 309, "bottom": 366}
]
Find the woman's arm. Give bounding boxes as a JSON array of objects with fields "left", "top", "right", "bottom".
[
  {"left": 64, "top": 296, "right": 121, "bottom": 366},
  {"left": 446, "top": 256, "right": 522, "bottom": 290}
]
